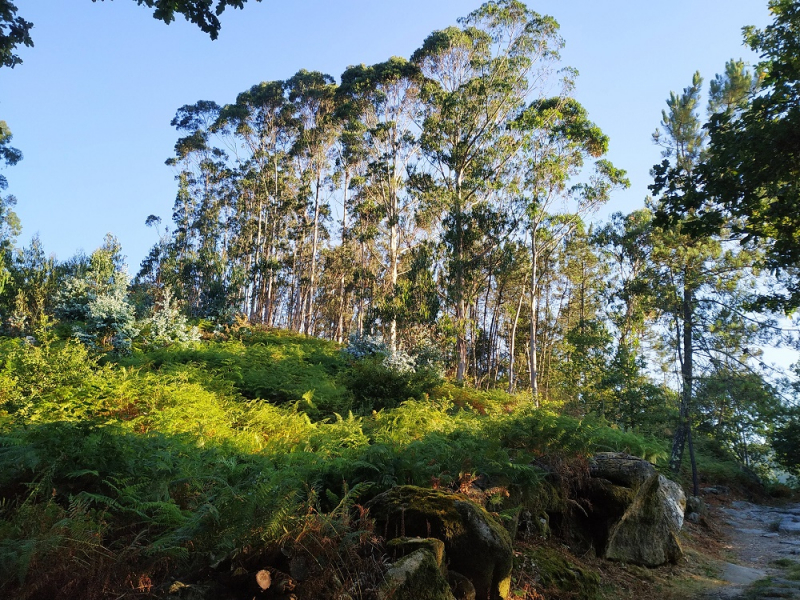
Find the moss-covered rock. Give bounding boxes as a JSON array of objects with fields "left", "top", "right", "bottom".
[
  {"left": 520, "top": 546, "right": 601, "bottom": 600},
  {"left": 379, "top": 548, "right": 456, "bottom": 600},
  {"left": 387, "top": 537, "right": 447, "bottom": 573},
  {"left": 548, "top": 453, "right": 686, "bottom": 566},
  {"left": 368, "top": 485, "right": 513, "bottom": 600},
  {"left": 448, "top": 570, "right": 476, "bottom": 600},
  {"left": 516, "top": 509, "right": 551, "bottom": 541}
]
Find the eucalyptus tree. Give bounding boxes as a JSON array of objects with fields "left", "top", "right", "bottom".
[
  {"left": 594, "top": 209, "right": 673, "bottom": 428},
  {"left": 285, "top": 70, "right": 340, "bottom": 334},
  {"left": 163, "top": 100, "right": 234, "bottom": 316},
  {"left": 547, "top": 222, "right": 612, "bottom": 397},
  {"left": 215, "top": 80, "right": 297, "bottom": 324},
  {"left": 326, "top": 87, "right": 374, "bottom": 341},
  {"left": 0, "top": 121, "right": 20, "bottom": 298},
  {"left": 502, "top": 241, "right": 531, "bottom": 392},
  {"left": 596, "top": 210, "right": 656, "bottom": 350},
  {"left": 339, "top": 57, "right": 423, "bottom": 353},
  {"left": 411, "top": 0, "right": 562, "bottom": 381},
  {"left": 513, "top": 96, "right": 628, "bottom": 402}
]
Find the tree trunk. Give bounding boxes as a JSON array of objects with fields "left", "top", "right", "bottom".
[
  {"left": 455, "top": 173, "right": 468, "bottom": 382},
  {"left": 304, "top": 175, "right": 322, "bottom": 335},
  {"left": 529, "top": 239, "right": 540, "bottom": 405},
  {"left": 388, "top": 193, "right": 399, "bottom": 355},
  {"left": 670, "top": 280, "right": 694, "bottom": 475},
  {"left": 336, "top": 171, "right": 350, "bottom": 344},
  {"left": 507, "top": 285, "right": 525, "bottom": 393},
  {"left": 456, "top": 298, "right": 468, "bottom": 382}
]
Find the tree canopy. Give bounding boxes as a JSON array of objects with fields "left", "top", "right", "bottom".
[
  {"left": 0, "top": 0, "right": 262, "bottom": 69},
  {"left": 664, "top": 0, "right": 800, "bottom": 310}
]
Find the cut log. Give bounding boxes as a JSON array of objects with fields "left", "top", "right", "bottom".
[{"left": 255, "top": 569, "right": 271, "bottom": 590}]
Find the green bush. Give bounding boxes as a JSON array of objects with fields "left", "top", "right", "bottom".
[{"left": 339, "top": 354, "right": 442, "bottom": 412}]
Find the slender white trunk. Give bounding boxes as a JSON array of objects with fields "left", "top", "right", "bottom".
[
  {"left": 304, "top": 173, "right": 322, "bottom": 335},
  {"left": 529, "top": 238, "right": 539, "bottom": 405},
  {"left": 508, "top": 285, "right": 525, "bottom": 393}
]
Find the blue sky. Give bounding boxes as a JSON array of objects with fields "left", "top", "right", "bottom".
[{"left": 0, "top": 0, "right": 770, "bottom": 271}]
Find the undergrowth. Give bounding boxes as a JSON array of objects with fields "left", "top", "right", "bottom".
[{"left": 0, "top": 331, "right": 667, "bottom": 599}]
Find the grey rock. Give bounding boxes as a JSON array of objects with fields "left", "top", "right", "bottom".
[
  {"left": 720, "top": 562, "right": 766, "bottom": 585},
  {"left": 686, "top": 495, "right": 708, "bottom": 516},
  {"left": 780, "top": 519, "right": 800, "bottom": 534},
  {"left": 379, "top": 549, "right": 456, "bottom": 600},
  {"left": 387, "top": 537, "right": 447, "bottom": 573},
  {"left": 590, "top": 452, "right": 656, "bottom": 488},
  {"left": 603, "top": 474, "right": 686, "bottom": 566}
]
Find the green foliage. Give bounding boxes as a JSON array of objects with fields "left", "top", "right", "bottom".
[
  {"left": 56, "top": 237, "right": 139, "bottom": 354},
  {"left": 0, "top": 337, "right": 96, "bottom": 423},
  {"left": 702, "top": 2, "right": 800, "bottom": 309},
  {"left": 772, "top": 404, "right": 800, "bottom": 477},
  {"left": 120, "top": 331, "right": 352, "bottom": 416},
  {"left": 0, "top": 331, "right": 666, "bottom": 598},
  {"left": 339, "top": 354, "right": 431, "bottom": 412},
  {"left": 137, "top": 286, "right": 200, "bottom": 348},
  {"left": 680, "top": 435, "right": 763, "bottom": 491},
  {"left": 0, "top": 2, "right": 32, "bottom": 69}
]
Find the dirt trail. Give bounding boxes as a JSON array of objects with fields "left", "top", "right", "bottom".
[{"left": 702, "top": 500, "right": 800, "bottom": 598}]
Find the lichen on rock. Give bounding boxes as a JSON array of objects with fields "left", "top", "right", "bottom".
[{"left": 379, "top": 548, "right": 456, "bottom": 600}]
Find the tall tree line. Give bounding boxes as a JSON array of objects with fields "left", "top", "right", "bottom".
[{"left": 138, "top": 0, "right": 627, "bottom": 391}]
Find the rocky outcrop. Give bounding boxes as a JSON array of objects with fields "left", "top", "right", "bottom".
[
  {"left": 589, "top": 452, "right": 658, "bottom": 487},
  {"left": 603, "top": 473, "right": 685, "bottom": 566},
  {"left": 367, "top": 485, "right": 513, "bottom": 600},
  {"left": 587, "top": 452, "right": 686, "bottom": 566}
]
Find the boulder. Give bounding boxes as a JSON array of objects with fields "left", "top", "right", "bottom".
[
  {"left": 378, "top": 548, "right": 456, "bottom": 600},
  {"left": 686, "top": 495, "right": 707, "bottom": 517},
  {"left": 387, "top": 537, "right": 446, "bottom": 573},
  {"left": 552, "top": 453, "right": 686, "bottom": 566},
  {"left": 521, "top": 546, "right": 601, "bottom": 600},
  {"left": 368, "top": 486, "right": 513, "bottom": 600},
  {"left": 603, "top": 474, "right": 686, "bottom": 566},
  {"left": 589, "top": 452, "right": 656, "bottom": 488}
]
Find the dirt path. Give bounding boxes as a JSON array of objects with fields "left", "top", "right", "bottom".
[{"left": 702, "top": 500, "right": 800, "bottom": 598}]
